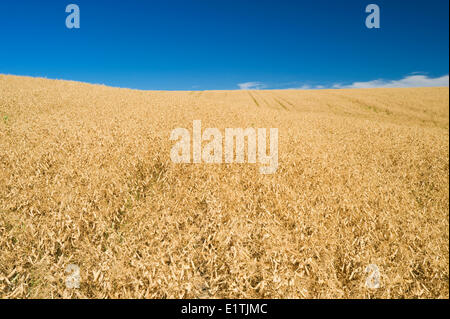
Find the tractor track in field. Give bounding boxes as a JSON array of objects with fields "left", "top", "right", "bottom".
[
  {"left": 247, "top": 91, "right": 260, "bottom": 108},
  {"left": 273, "top": 97, "right": 290, "bottom": 111}
]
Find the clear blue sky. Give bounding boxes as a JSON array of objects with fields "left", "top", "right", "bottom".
[{"left": 0, "top": 0, "right": 448, "bottom": 90}]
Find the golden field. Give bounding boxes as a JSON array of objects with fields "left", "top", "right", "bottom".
[{"left": 0, "top": 74, "right": 448, "bottom": 298}]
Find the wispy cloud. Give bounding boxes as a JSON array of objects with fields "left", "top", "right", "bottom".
[
  {"left": 334, "top": 74, "right": 449, "bottom": 89},
  {"left": 288, "top": 84, "right": 326, "bottom": 90},
  {"left": 239, "top": 74, "right": 449, "bottom": 90},
  {"left": 238, "top": 82, "right": 267, "bottom": 90}
]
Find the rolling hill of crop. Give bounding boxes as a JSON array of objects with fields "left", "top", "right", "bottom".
[{"left": 0, "top": 74, "right": 448, "bottom": 298}]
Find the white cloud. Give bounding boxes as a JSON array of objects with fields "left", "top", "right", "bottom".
[
  {"left": 296, "top": 85, "right": 313, "bottom": 90},
  {"left": 335, "top": 74, "right": 449, "bottom": 89},
  {"left": 238, "top": 82, "right": 266, "bottom": 90},
  {"left": 301, "top": 84, "right": 325, "bottom": 90},
  {"left": 283, "top": 84, "right": 327, "bottom": 90},
  {"left": 237, "top": 74, "right": 449, "bottom": 91}
]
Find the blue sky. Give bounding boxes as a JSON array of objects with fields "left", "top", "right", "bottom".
[{"left": 0, "top": 0, "right": 448, "bottom": 90}]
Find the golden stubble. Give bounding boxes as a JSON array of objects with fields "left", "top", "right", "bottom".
[{"left": 0, "top": 75, "right": 448, "bottom": 298}]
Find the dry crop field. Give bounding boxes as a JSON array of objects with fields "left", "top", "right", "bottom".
[{"left": 0, "top": 74, "right": 448, "bottom": 298}]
